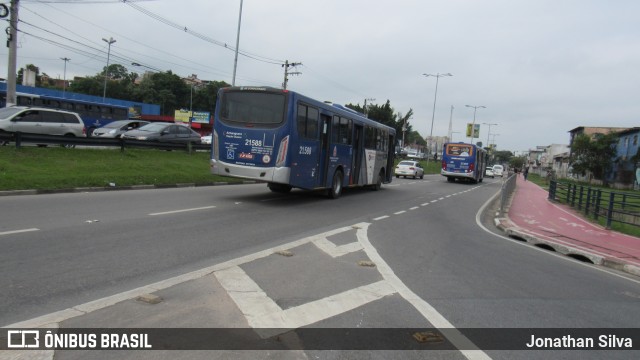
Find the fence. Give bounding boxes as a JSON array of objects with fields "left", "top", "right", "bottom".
[
  {"left": 548, "top": 180, "right": 640, "bottom": 229},
  {"left": 500, "top": 173, "right": 517, "bottom": 215},
  {"left": 0, "top": 132, "right": 211, "bottom": 152}
]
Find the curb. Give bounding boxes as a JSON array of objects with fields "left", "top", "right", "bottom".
[
  {"left": 0, "top": 181, "right": 260, "bottom": 197},
  {"left": 495, "top": 217, "right": 640, "bottom": 278}
]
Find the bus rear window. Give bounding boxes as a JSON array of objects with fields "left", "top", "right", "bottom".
[
  {"left": 446, "top": 144, "right": 473, "bottom": 156},
  {"left": 220, "top": 91, "right": 285, "bottom": 126}
]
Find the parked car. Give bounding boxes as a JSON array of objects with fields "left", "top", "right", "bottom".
[
  {"left": 492, "top": 164, "right": 504, "bottom": 177},
  {"left": 485, "top": 167, "right": 495, "bottom": 178},
  {"left": 121, "top": 123, "right": 201, "bottom": 143},
  {"left": 0, "top": 106, "right": 86, "bottom": 138},
  {"left": 91, "top": 120, "right": 149, "bottom": 138},
  {"left": 395, "top": 160, "right": 424, "bottom": 179},
  {"left": 200, "top": 133, "right": 212, "bottom": 145}
]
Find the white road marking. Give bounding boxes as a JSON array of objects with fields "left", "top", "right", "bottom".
[
  {"left": 0, "top": 228, "right": 39, "bottom": 236},
  {"left": 354, "top": 223, "right": 491, "bottom": 360},
  {"left": 313, "top": 237, "right": 363, "bottom": 258},
  {"left": 409, "top": 206, "right": 419, "bottom": 210},
  {"left": 148, "top": 205, "right": 216, "bottom": 216},
  {"left": 216, "top": 265, "right": 396, "bottom": 329},
  {"left": 373, "top": 215, "right": 389, "bottom": 221},
  {"left": 394, "top": 210, "right": 406, "bottom": 215}
]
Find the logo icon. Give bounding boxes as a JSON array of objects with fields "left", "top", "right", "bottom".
[{"left": 7, "top": 330, "right": 40, "bottom": 348}]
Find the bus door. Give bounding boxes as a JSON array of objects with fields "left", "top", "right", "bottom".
[
  {"left": 352, "top": 124, "right": 364, "bottom": 185},
  {"left": 289, "top": 104, "right": 320, "bottom": 190},
  {"left": 319, "top": 114, "right": 332, "bottom": 187},
  {"left": 386, "top": 133, "right": 395, "bottom": 182}
]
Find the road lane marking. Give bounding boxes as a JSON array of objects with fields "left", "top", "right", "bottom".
[
  {"left": 0, "top": 228, "right": 39, "bottom": 236},
  {"left": 148, "top": 206, "right": 216, "bottom": 216},
  {"left": 355, "top": 223, "right": 490, "bottom": 360}
]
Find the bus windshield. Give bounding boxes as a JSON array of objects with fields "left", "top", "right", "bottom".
[
  {"left": 220, "top": 91, "right": 286, "bottom": 126},
  {"left": 446, "top": 144, "right": 473, "bottom": 157}
]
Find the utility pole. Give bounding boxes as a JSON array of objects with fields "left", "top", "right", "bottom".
[
  {"left": 447, "top": 105, "right": 454, "bottom": 142},
  {"left": 6, "top": 0, "right": 19, "bottom": 106},
  {"left": 231, "top": 0, "right": 243, "bottom": 86},
  {"left": 61, "top": 57, "right": 70, "bottom": 98},
  {"left": 282, "top": 60, "right": 302, "bottom": 89},
  {"left": 363, "top": 98, "right": 375, "bottom": 117}
]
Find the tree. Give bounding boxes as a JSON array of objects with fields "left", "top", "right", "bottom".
[
  {"left": 570, "top": 133, "right": 618, "bottom": 182},
  {"left": 102, "top": 64, "right": 129, "bottom": 80},
  {"left": 345, "top": 100, "right": 416, "bottom": 147},
  {"left": 17, "top": 64, "right": 40, "bottom": 85},
  {"left": 493, "top": 150, "right": 514, "bottom": 165}
]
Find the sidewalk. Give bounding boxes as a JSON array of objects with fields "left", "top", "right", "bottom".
[{"left": 496, "top": 174, "right": 640, "bottom": 277}]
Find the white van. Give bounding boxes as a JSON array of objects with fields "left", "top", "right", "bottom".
[{"left": 492, "top": 165, "right": 504, "bottom": 177}]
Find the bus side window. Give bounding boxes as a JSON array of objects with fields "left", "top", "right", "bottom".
[{"left": 297, "top": 104, "right": 319, "bottom": 140}]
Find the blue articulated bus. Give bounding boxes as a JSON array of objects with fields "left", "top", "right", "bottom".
[
  {"left": 441, "top": 142, "right": 487, "bottom": 183},
  {"left": 210, "top": 86, "right": 396, "bottom": 198}
]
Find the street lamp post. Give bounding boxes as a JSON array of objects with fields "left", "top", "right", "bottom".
[
  {"left": 483, "top": 122, "right": 497, "bottom": 148},
  {"left": 102, "top": 37, "right": 116, "bottom": 102},
  {"left": 465, "top": 104, "right": 486, "bottom": 143},
  {"left": 423, "top": 73, "right": 452, "bottom": 160},
  {"left": 490, "top": 133, "right": 499, "bottom": 146},
  {"left": 61, "top": 57, "right": 70, "bottom": 98}
]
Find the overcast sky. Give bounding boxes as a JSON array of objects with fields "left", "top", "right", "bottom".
[{"left": 2, "top": 0, "right": 639, "bottom": 152}]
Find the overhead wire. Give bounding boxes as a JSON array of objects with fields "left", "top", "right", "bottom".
[{"left": 122, "top": 0, "right": 286, "bottom": 66}]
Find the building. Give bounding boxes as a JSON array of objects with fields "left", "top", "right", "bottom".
[
  {"left": 568, "top": 126, "right": 629, "bottom": 148},
  {"left": 609, "top": 127, "right": 640, "bottom": 189}
]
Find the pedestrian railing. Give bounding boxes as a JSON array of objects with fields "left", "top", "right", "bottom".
[
  {"left": 548, "top": 180, "right": 640, "bottom": 229},
  {"left": 500, "top": 173, "right": 517, "bottom": 216},
  {"left": 0, "top": 132, "right": 211, "bottom": 152}
]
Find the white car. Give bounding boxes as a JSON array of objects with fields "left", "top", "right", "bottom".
[
  {"left": 200, "top": 134, "right": 212, "bottom": 145},
  {"left": 485, "top": 167, "right": 495, "bottom": 178},
  {"left": 395, "top": 160, "right": 424, "bottom": 179},
  {"left": 492, "top": 165, "right": 504, "bottom": 177}
]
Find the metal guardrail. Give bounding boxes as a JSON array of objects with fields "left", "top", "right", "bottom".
[
  {"left": 0, "top": 132, "right": 211, "bottom": 152},
  {"left": 500, "top": 173, "right": 517, "bottom": 216},
  {"left": 548, "top": 180, "right": 640, "bottom": 229}
]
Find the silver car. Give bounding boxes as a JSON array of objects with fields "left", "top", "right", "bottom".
[
  {"left": 394, "top": 160, "right": 424, "bottom": 179},
  {"left": 0, "top": 106, "right": 85, "bottom": 138},
  {"left": 121, "top": 122, "right": 202, "bottom": 144},
  {"left": 92, "top": 120, "right": 149, "bottom": 138}
]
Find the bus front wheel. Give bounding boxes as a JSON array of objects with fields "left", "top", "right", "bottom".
[
  {"left": 328, "top": 170, "right": 343, "bottom": 199},
  {"left": 268, "top": 183, "right": 292, "bottom": 193}
]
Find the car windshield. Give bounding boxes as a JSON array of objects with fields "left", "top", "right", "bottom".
[
  {"left": 398, "top": 161, "right": 415, "bottom": 166},
  {"left": 102, "top": 120, "right": 131, "bottom": 129},
  {"left": 137, "top": 123, "right": 168, "bottom": 132}
]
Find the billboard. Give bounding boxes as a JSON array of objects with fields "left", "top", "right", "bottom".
[
  {"left": 174, "top": 109, "right": 211, "bottom": 124},
  {"left": 466, "top": 123, "right": 480, "bottom": 138}
]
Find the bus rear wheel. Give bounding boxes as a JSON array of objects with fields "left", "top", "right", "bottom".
[
  {"left": 372, "top": 170, "right": 383, "bottom": 191},
  {"left": 328, "top": 170, "right": 343, "bottom": 199}
]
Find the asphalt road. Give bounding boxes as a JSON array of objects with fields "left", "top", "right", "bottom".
[{"left": 2, "top": 175, "right": 640, "bottom": 358}]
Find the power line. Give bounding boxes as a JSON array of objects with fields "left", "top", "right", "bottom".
[{"left": 123, "top": 1, "right": 285, "bottom": 66}]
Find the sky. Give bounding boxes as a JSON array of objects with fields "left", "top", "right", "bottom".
[{"left": 2, "top": 0, "right": 639, "bottom": 153}]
